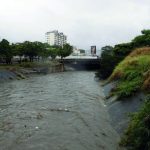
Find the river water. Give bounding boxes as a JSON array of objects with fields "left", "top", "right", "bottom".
[{"left": 0, "top": 71, "right": 122, "bottom": 150}]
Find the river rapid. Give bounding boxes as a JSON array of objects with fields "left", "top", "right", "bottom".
[{"left": 0, "top": 71, "right": 122, "bottom": 150}]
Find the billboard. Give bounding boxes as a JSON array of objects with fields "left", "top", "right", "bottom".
[{"left": 91, "top": 46, "right": 96, "bottom": 55}]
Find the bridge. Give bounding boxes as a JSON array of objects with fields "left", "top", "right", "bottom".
[{"left": 61, "top": 55, "right": 100, "bottom": 70}]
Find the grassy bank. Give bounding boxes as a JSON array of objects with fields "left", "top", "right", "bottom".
[
  {"left": 109, "top": 47, "right": 150, "bottom": 98},
  {"left": 120, "top": 95, "right": 150, "bottom": 150},
  {"left": 98, "top": 30, "right": 150, "bottom": 150},
  {"left": 107, "top": 47, "right": 150, "bottom": 150}
]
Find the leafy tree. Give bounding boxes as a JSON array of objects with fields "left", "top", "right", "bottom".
[
  {"left": 101, "top": 46, "right": 114, "bottom": 57},
  {"left": 0, "top": 39, "right": 12, "bottom": 64},
  {"left": 141, "top": 29, "right": 150, "bottom": 35},
  {"left": 0, "top": 39, "right": 72, "bottom": 64},
  {"left": 113, "top": 42, "right": 133, "bottom": 57},
  {"left": 97, "top": 29, "right": 150, "bottom": 79},
  {"left": 33, "top": 41, "right": 45, "bottom": 61},
  {"left": 34, "top": 42, "right": 47, "bottom": 61},
  {"left": 22, "top": 41, "right": 40, "bottom": 62},
  {"left": 58, "top": 44, "right": 73, "bottom": 60},
  {"left": 11, "top": 43, "right": 25, "bottom": 63},
  {"left": 97, "top": 46, "right": 119, "bottom": 79},
  {"left": 47, "top": 47, "right": 58, "bottom": 59},
  {"left": 132, "top": 29, "right": 150, "bottom": 47}
]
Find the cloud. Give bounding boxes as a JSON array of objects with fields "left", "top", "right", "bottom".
[{"left": 0, "top": 0, "right": 150, "bottom": 49}]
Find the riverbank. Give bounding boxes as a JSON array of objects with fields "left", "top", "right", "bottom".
[
  {"left": 0, "top": 62, "right": 64, "bottom": 82},
  {"left": 102, "top": 82, "right": 145, "bottom": 135},
  {"left": 101, "top": 47, "right": 150, "bottom": 149}
]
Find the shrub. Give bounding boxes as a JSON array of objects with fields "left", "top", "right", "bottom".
[
  {"left": 120, "top": 95, "right": 150, "bottom": 150},
  {"left": 114, "top": 77, "right": 143, "bottom": 97},
  {"left": 109, "top": 48, "right": 150, "bottom": 98}
]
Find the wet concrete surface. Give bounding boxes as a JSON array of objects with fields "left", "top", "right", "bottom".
[
  {"left": 0, "top": 71, "right": 123, "bottom": 150},
  {"left": 103, "top": 82, "right": 145, "bottom": 135}
]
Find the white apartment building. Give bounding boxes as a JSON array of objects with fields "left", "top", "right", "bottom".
[{"left": 45, "top": 30, "right": 67, "bottom": 47}]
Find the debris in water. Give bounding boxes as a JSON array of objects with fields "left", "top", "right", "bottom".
[
  {"left": 65, "top": 108, "right": 69, "bottom": 112},
  {"left": 35, "top": 126, "right": 39, "bottom": 129},
  {"left": 58, "top": 108, "right": 62, "bottom": 111},
  {"left": 37, "top": 113, "right": 43, "bottom": 119},
  {"left": 64, "top": 105, "right": 69, "bottom": 112},
  {"left": 102, "top": 132, "right": 106, "bottom": 136}
]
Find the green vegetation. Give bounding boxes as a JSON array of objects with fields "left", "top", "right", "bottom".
[
  {"left": 109, "top": 46, "right": 150, "bottom": 150},
  {"left": 57, "top": 44, "right": 73, "bottom": 60},
  {"left": 98, "top": 46, "right": 120, "bottom": 78},
  {"left": 98, "top": 43, "right": 133, "bottom": 79},
  {"left": 98, "top": 29, "right": 150, "bottom": 79},
  {"left": 0, "top": 39, "right": 73, "bottom": 65},
  {"left": 98, "top": 30, "right": 150, "bottom": 150},
  {"left": 98, "top": 30, "right": 150, "bottom": 97},
  {"left": 0, "top": 39, "right": 13, "bottom": 64},
  {"left": 109, "top": 47, "right": 150, "bottom": 98},
  {"left": 120, "top": 95, "right": 150, "bottom": 150}
]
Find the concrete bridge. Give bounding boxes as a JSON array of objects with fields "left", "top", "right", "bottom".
[{"left": 62, "top": 55, "right": 100, "bottom": 70}]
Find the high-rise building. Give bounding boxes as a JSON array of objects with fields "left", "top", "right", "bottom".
[{"left": 45, "top": 30, "right": 67, "bottom": 46}]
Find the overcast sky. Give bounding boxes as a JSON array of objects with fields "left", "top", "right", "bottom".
[{"left": 0, "top": 0, "right": 150, "bottom": 50}]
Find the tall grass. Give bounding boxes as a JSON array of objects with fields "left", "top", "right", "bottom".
[{"left": 109, "top": 47, "right": 150, "bottom": 98}]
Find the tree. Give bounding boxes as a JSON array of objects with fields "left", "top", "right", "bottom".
[
  {"left": 22, "top": 41, "right": 40, "bottom": 62},
  {"left": 0, "top": 39, "right": 12, "bottom": 64},
  {"left": 97, "top": 43, "right": 134, "bottom": 79},
  {"left": 141, "top": 29, "right": 150, "bottom": 35},
  {"left": 101, "top": 46, "right": 114, "bottom": 57},
  {"left": 132, "top": 29, "right": 150, "bottom": 47},
  {"left": 97, "top": 46, "right": 119, "bottom": 79},
  {"left": 47, "top": 47, "right": 58, "bottom": 60},
  {"left": 11, "top": 43, "right": 25, "bottom": 63},
  {"left": 113, "top": 43, "right": 133, "bottom": 56},
  {"left": 58, "top": 44, "right": 73, "bottom": 60},
  {"left": 33, "top": 41, "right": 45, "bottom": 61},
  {"left": 96, "top": 29, "right": 150, "bottom": 79}
]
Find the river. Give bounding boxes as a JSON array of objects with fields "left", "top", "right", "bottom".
[{"left": 0, "top": 71, "right": 122, "bottom": 150}]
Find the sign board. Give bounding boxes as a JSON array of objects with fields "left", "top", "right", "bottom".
[{"left": 91, "top": 46, "right": 96, "bottom": 55}]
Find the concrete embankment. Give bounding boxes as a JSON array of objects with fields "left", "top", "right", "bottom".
[
  {"left": 0, "top": 70, "right": 15, "bottom": 81},
  {"left": 0, "top": 63, "right": 64, "bottom": 82},
  {"left": 102, "top": 82, "right": 145, "bottom": 135}
]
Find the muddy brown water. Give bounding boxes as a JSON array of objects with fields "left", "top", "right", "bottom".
[{"left": 0, "top": 71, "right": 122, "bottom": 150}]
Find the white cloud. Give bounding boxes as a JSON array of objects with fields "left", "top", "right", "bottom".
[{"left": 0, "top": 0, "right": 150, "bottom": 49}]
